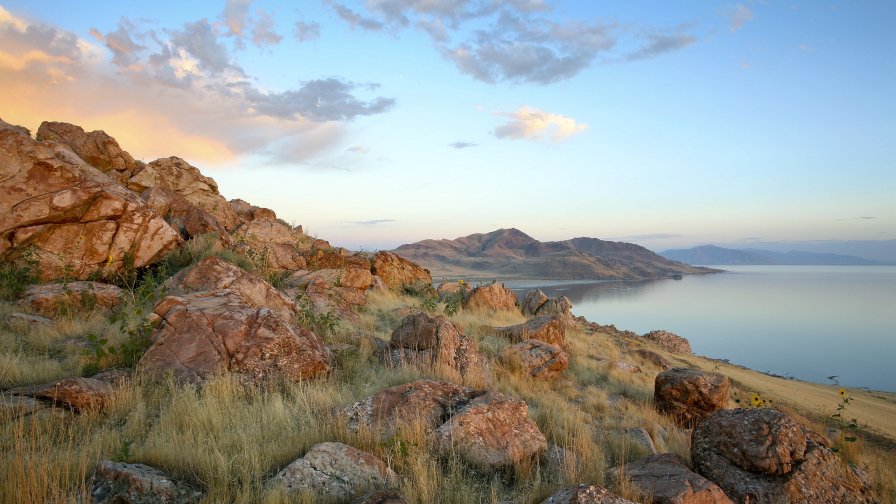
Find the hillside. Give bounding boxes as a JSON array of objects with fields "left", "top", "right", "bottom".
[
  {"left": 394, "top": 228, "right": 718, "bottom": 280},
  {"left": 661, "top": 244, "right": 888, "bottom": 266}
]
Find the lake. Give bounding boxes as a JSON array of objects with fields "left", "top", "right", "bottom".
[{"left": 504, "top": 266, "right": 896, "bottom": 392}]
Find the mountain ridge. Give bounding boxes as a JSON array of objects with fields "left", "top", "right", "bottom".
[{"left": 660, "top": 244, "right": 890, "bottom": 266}]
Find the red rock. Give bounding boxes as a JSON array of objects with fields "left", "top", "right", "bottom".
[
  {"left": 643, "top": 330, "right": 692, "bottom": 353},
  {"left": 20, "top": 281, "right": 124, "bottom": 316},
  {"left": 7, "top": 376, "right": 111, "bottom": 411},
  {"left": 371, "top": 251, "right": 432, "bottom": 292},
  {"left": 540, "top": 484, "right": 637, "bottom": 504},
  {"left": 499, "top": 339, "right": 568, "bottom": 380},
  {"left": 495, "top": 315, "right": 567, "bottom": 346},
  {"left": 385, "top": 312, "right": 486, "bottom": 382},
  {"left": 613, "top": 453, "right": 733, "bottom": 504},
  {"left": 92, "top": 460, "right": 203, "bottom": 504},
  {"left": 654, "top": 368, "right": 730, "bottom": 427},
  {"left": 36, "top": 121, "right": 138, "bottom": 183},
  {"left": 465, "top": 282, "right": 518, "bottom": 312}
]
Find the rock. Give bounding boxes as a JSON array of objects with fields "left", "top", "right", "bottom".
[
  {"left": 343, "top": 379, "right": 481, "bottom": 440},
  {"left": 540, "top": 484, "right": 637, "bottom": 503},
  {"left": 384, "top": 312, "right": 486, "bottom": 381},
  {"left": 270, "top": 442, "right": 397, "bottom": 500},
  {"left": 139, "top": 290, "right": 332, "bottom": 384},
  {"left": 536, "top": 296, "right": 574, "bottom": 318},
  {"left": 286, "top": 270, "right": 368, "bottom": 324},
  {"left": 435, "top": 391, "right": 547, "bottom": 470},
  {"left": 619, "top": 427, "right": 659, "bottom": 456},
  {"left": 164, "top": 256, "right": 296, "bottom": 321},
  {"left": 139, "top": 187, "right": 227, "bottom": 240},
  {"left": 371, "top": 251, "right": 432, "bottom": 293},
  {"left": 1, "top": 120, "right": 182, "bottom": 281},
  {"left": 4, "top": 312, "right": 53, "bottom": 327},
  {"left": 36, "top": 121, "right": 138, "bottom": 183},
  {"left": 654, "top": 368, "right": 730, "bottom": 427},
  {"left": 352, "top": 489, "right": 408, "bottom": 504},
  {"left": 19, "top": 282, "right": 124, "bottom": 317},
  {"left": 232, "top": 218, "right": 308, "bottom": 271},
  {"left": 499, "top": 340, "right": 568, "bottom": 380},
  {"left": 634, "top": 349, "right": 672, "bottom": 370},
  {"left": 495, "top": 315, "right": 567, "bottom": 347},
  {"left": 128, "top": 156, "right": 240, "bottom": 231},
  {"left": 613, "top": 453, "right": 732, "bottom": 504},
  {"left": 229, "top": 198, "right": 277, "bottom": 224},
  {"left": 91, "top": 460, "right": 203, "bottom": 504},
  {"left": 437, "top": 281, "right": 472, "bottom": 301},
  {"left": 692, "top": 408, "right": 877, "bottom": 504},
  {"left": 643, "top": 330, "right": 692, "bottom": 354},
  {"left": 340, "top": 268, "right": 375, "bottom": 290},
  {"left": 89, "top": 368, "right": 132, "bottom": 386},
  {"left": 6, "top": 376, "right": 111, "bottom": 411},
  {"left": 465, "top": 282, "right": 518, "bottom": 312},
  {"left": 0, "top": 395, "right": 47, "bottom": 419},
  {"left": 614, "top": 361, "right": 642, "bottom": 374},
  {"left": 521, "top": 289, "right": 550, "bottom": 317}
]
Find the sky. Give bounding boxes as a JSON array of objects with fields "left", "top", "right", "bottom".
[{"left": 1, "top": 0, "right": 894, "bottom": 252}]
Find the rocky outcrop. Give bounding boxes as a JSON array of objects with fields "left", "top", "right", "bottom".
[
  {"left": 352, "top": 490, "right": 408, "bottom": 504},
  {"left": 692, "top": 408, "right": 877, "bottom": 504},
  {"left": 269, "top": 442, "right": 397, "bottom": 500},
  {"left": 139, "top": 290, "right": 332, "bottom": 384},
  {"left": 229, "top": 198, "right": 276, "bottom": 224},
  {"left": 494, "top": 315, "right": 567, "bottom": 347},
  {"left": 232, "top": 218, "right": 308, "bottom": 271},
  {"left": 612, "top": 453, "right": 733, "bottom": 504},
  {"left": 343, "top": 379, "right": 481, "bottom": 441},
  {"left": 1, "top": 120, "right": 182, "bottom": 281},
  {"left": 35, "top": 121, "right": 138, "bottom": 183},
  {"left": 139, "top": 187, "right": 227, "bottom": 240},
  {"left": 633, "top": 349, "right": 672, "bottom": 370},
  {"left": 0, "top": 395, "right": 47, "bottom": 419},
  {"left": 371, "top": 251, "right": 432, "bottom": 293},
  {"left": 19, "top": 282, "right": 124, "bottom": 316},
  {"left": 521, "top": 289, "right": 550, "bottom": 317},
  {"left": 437, "top": 281, "right": 472, "bottom": 301},
  {"left": 383, "top": 312, "right": 486, "bottom": 382},
  {"left": 91, "top": 460, "right": 203, "bottom": 504},
  {"left": 465, "top": 282, "right": 518, "bottom": 312},
  {"left": 654, "top": 368, "right": 730, "bottom": 427},
  {"left": 128, "top": 156, "right": 240, "bottom": 232},
  {"left": 540, "top": 484, "right": 637, "bottom": 503},
  {"left": 435, "top": 391, "right": 547, "bottom": 470},
  {"left": 6, "top": 376, "right": 111, "bottom": 412},
  {"left": 643, "top": 330, "right": 692, "bottom": 354},
  {"left": 534, "top": 296, "right": 574, "bottom": 320},
  {"left": 286, "top": 268, "right": 371, "bottom": 323},
  {"left": 499, "top": 339, "right": 568, "bottom": 380}
]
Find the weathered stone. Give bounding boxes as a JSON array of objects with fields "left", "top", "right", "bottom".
[
  {"left": 340, "top": 268, "right": 375, "bottom": 290},
  {"left": 352, "top": 489, "right": 408, "bottom": 504},
  {"left": 614, "top": 361, "right": 642, "bottom": 374},
  {"left": 692, "top": 408, "right": 877, "bottom": 504},
  {"left": 437, "top": 281, "right": 472, "bottom": 301},
  {"left": 465, "top": 282, "right": 518, "bottom": 312},
  {"left": 36, "top": 121, "right": 138, "bottom": 182},
  {"left": 612, "top": 453, "right": 733, "bottom": 504},
  {"left": 19, "top": 282, "right": 124, "bottom": 316},
  {"left": 229, "top": 198, "right": 277, "bottom": 224},
  {"left": 643, "top": 330, "right": 692, "bottom": 353},
  {"left": 91, "top": 460, "right": 203, "bottom": 504},
  {"left": 0, "top": 395, "right": 47, "bottom": 419},
  {"left": 270, "top": 442, "right": 397, "bottom": 500},
  {"left": 6, "top": 376, "right": 111, "bottom": 411},
  {"left": 536, "top": 296, "right": 573, "bottom": 319},
  {"left": 343, "top": 379, "right": 480, "bottom": 440},
  {"left": 139, "top": 187, "right": 227, "bottom": 240},
  {"left": 384, "top": 312, "right": 485, "bottom": 381},
  {"left": 499, "top": 339, "right": 568, "bottom": 380},
  {"left": 435, "top": 391, "right": 547, "bottom": 470},
  {"left": 1, "top": 120, "right": 182, "bottom": 281},
  {"left": 634, "top": 349, "right": 672, "bottom": 370},
  {"left": 540, "top": 484, "right": 637, "bottom": 504},
  {"left": 4, "top": 312, "right": 53, "bottom": 327},
  {"left": 654, "top": 368, "right": 730, "bottom": 427},
  {"left": 521, "top": 289, "right": 550, "bottom": 317},
  {"left": 371, "top": 251, "right": 432, "bottom": 292},
  {"left": 139, "top": 290, "right": 332, "bottom": 384},
  {"left": 232, "top": 218, "right": 308, "bottom": 271},
  {"left": 495, "top": 315, "right": 567, "bottom": 347}
]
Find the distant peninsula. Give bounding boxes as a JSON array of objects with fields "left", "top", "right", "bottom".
[
  {"left": 660, "top": 244, "right": 890, "bottom": 266},
  {"left": 394, "top": 228, "right": 718, "bottom": 280}
]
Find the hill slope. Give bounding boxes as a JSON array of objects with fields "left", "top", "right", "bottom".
[
  {"left": 661, "top": 244, "right": 888, "bottom": 265},
  {"left": 394, "top": 228, "right": 717, "bottom": 280}
]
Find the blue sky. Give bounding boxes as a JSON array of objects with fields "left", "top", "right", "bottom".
[{"left": 1, "top": 1, "right": 893, "bottom": 251}]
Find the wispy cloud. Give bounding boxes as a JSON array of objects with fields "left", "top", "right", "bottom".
[
  {"left": 728, "top": 4, "right": 754, "bottom": 32},
  {"left": 347, "top": 219, "right": 396, "bottom": 225},
  {"left": 493, "top": 106, "right": 586, "bottom": 141},
  {"left": 624, "top": 32, "right": 695, "bottom": 61},
  {"left": 293, "top": 21, "right": 320, "bottom": 42},
  {"left": 346, "top": 145, "right": 370, "bottom": 154},
  {"left": 837, "top": 216, "right": 877, "bottom": 221},
  {"left": 616, "top": 233, "right": 683, "bottom": 240},
  {"left": 449, "top": 141, "right": 477, "bottom": 149}
]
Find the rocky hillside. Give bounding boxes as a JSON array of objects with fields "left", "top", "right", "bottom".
[{"left": 395, "top": 228, "right": 718, "bottom": 280}]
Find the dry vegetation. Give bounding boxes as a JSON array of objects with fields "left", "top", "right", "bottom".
[{"left": 1, "top": 257, "right": 895, "bottom": 503}]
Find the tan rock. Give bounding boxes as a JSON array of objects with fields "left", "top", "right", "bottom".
[
  {"left": 7, "top": 376, "right": 111, "bottom": 411},
  {"left": 654, "top": 368, "right": 730, "bottom": 427},
  {"left": 437, "top": 281, "right": 472, "bottom": 301},
  {"left": 352, "top": 490, "right": 408, "bottom": 504},
  {"left": 535, "top": 296, "right": 573, "bottom": 319},
  {"left": 384, "top": 312, "right": 486, "bottom": 382},
  {"left": 541, "top": 484, "right": 637, "bottom": 504},
  {"left": 465, "top": 282, "right": 518, "bottom": 312},
  {"left": 0, "top": 395, "right": 48, "bottom": 419},
  {"left": 612, "top": 453, "right": 733, "bottom": 504},
  {"left": 499, "top": 340, "right": 568, "bottom": 380},
  {"left": 340, "top": 268, "right": 375, "bottom": 290},
  {"left": 139, "top": 187, "right": 226, "bottom": 239},
  {"left": 521, "top": 289, "right": 550, "bottom": 316},
  {"left": 495, "top": 315, "right": 567, "bottom": 346},
  {"left": 20, "top": 281, "right": 124, "bottom": 316},
  {"left": 1, "top": 120, "right": 182, "bottom": 281},
  {"left": 229, "top": 198, "right": 277, "bottom": 224},
  {"left": 232, "top": 218, "right": 308, "bottom": 271},
  {"left": 139, "top": 289, "right": 332, "bottom": 384},
  {"left": 270, "top": 442, "right": 397, "bottom": 500},
  {"left": 36, "top": 121, "right": 138, "bottom": 183},
  {"left": 371, "top": 251, "right": 432, "bottom": 292},
  {"left": 92, "top": 460, "right": 203, "bottom": 504},
  {"left": 435, "top": 391, "right": 547, "bottom": 470},
  {"left": 634, "top": 349, "right": 672, "bottom": 370},
  {"left": 643, "top": 330, "right": 692, "bottom": 354}
]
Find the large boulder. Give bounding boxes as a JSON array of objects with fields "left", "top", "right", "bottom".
[
  {"left": 371, "top": 251, "right": 432, "bottom": 292},
  {"left": 0, "top": 120, "right": 181, "bottom": 281},
  {"left": 269, "top": 442, "right": 397, "bottom": 500},
  {"left": 232, "top": 218, "right": 308, "bottom": 271},
  {"left": 35, "top": 121, "right": 138, "bottom": 183},
  {"left": 654, "top": 368, "right": 730, "bottom": 427},
  {"left": 139, "top": 290, "right": 332, "bottom": 384},
  {"left": 139, "top": 187, "right": 227, "bottom": 240},
  {"left": 128, "top": 156, "right": 240, "bottom": 231},
  {"left": 19, "top": 281, "right": 124, "bottom": 316},
  {"left": 435, "top": 391, "right": 547, "bottom": 470},
  {"left": 436, "top": 281, "right": 472, "bottom": 301},
  {"left": 540, "top": 484, "right": 637, "bottom": 503},
  {"left": 692, "top": 408, "right": 877, "bottom": 504},
  {"left": 465, "top": 282, "right": 518, "bottom": 312},
  {"left": 633, "top": 349, "right": 672, "bottom": 370},
  {"left": 384, "top": 312, "right": 486, "bottom": 382},
  {"left": 6, "top": 376, "right": 111, "bottom": 412},
  {"left": 499, "top": 339, "right": 568, "bottom": 380},
  {"left": 612, "top": 453, "right": 733, "bottom": 504},
  {"left": 494, "top": 315, "right": 567, "bottom": 347},
  {"left": 229, "top": 198, "right": 277, "bottom": 225},
  {"left": 91, "top": 460, "right": 203, "bottom": 504},
  {"left": 343, "top": 379, "right": 481, "bottom": 441},
  {"left": 643, "top": 330, "right": 692, "bottom": 353},
  {"left": 521, "top": 289, "right": 550, "bottom": 317}
]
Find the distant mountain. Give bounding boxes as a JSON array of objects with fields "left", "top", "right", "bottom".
[
  {"left": 660, "top": 245, "right": 889, "bottom": 265},
  {"left": 394, "top": 228, "right": 718, "bottom": 280}
]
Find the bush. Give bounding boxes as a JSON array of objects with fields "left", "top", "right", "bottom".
[{"left": 0, "top": 247, "right": 38, "bottom": 301}]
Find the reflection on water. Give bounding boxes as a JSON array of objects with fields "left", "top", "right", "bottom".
[{"left": 507, "top": 266, "right": 896, "bottom": 392}]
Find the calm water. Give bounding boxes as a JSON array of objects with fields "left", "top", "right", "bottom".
[{"left": 505, "top": 266, "right": 896, "bottom": 392}]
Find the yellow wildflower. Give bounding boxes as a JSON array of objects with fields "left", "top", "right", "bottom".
[{"left": 839, "top": 389, "right": 847, "bottom": 397}]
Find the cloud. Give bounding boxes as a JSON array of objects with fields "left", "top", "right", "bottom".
[
  {"left": 346, "top": 145, "right": 370, "bottom": 154},
  {"left": 90, "top": 18, "right": 145, "bottom": 70},
  {"left": 294, "top": 21, "right": 320, "bottom": 42},
  {"left": 617, "top": 233, "right": 683, "bottom": 240},
  {"left": 728, "top": 4, "right": 753, "bottom": 32},
  {"left": 493, "top": 106, "right": 586, "bottom": 141},
  {"left": 347, "top": 219, "right": 396, "bottom": 225},
  {"left": 222, "top": 0, "right": 252, "bottom": 37},
  {"left": 170, "top": 19, "right": 232, "bottom": 73},
  {"left": 251, "top": 9, "right": 282, "bottom": 47},
  {"left": 328, "top": 2, "right": 384, "bottom": 31},
  {"left": 837, "top": 216, "right": 877, "bottom": 221},
  {"left": 240, "top": 78, "right": 395, "bottom": 122},
  {"left": 625, "top": 32, "right": 695, "bottom": 61},
  {"left": 449, "top": 141, "right": 477, "bottom": 149}
]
